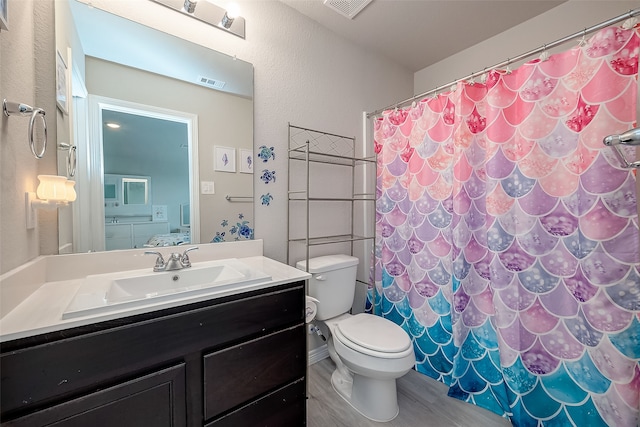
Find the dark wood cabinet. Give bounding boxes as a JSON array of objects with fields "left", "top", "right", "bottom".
[
  {"left": 0, "top": 281, "right": 306, "bottom": 426},
  {"left": 3, "top": 364, "right": 186, "bottom": 427}
]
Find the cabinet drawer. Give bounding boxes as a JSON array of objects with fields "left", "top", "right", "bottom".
[
  {"left": 104, "top": 224, "right": 131, "bottom": 238},
  {"left": 205, "top": 379, "right": 306, "bottom": 427},
  {"left": 203, "top": 325, "right": 306, "bottom": 420},
  {"left": 105, "top": 237, "right": 133, "bottom": 251},
  {"left": 133, "top": 222, "right": 169, "bottom": 238}
]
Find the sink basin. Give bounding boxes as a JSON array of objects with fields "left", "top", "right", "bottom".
[{"left": 63, "top": 258, "right": 271, "bottom": 319}]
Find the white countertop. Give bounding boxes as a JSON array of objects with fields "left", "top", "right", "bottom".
[{"left": 0, "top": 252, "right": 310, "bottom": 343}]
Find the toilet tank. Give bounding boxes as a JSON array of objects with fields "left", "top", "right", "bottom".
[{"left": 296, "top": 254, "right": 359, "bottom": 320}]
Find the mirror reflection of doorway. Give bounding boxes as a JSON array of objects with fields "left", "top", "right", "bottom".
[
  {"left": 75, "top": 95, "right": 199, "bottom": 252},
  {"left": 102, "top": 108, "right": 189, "bottom": 249}
]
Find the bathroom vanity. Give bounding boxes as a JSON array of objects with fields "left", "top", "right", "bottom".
[{"left": 0, "top": 242, "right": 310, "bottom": 426}]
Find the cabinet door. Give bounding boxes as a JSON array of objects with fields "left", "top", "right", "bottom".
[
  {"left": 3, "top": 364, "right": 186, "bottom": 427},
  {"left": 203, "top": 325, "right": 306, "bottom": 421}
]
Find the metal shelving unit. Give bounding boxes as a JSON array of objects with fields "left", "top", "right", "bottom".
[{"left": 287, "top": 123, "right": 376, "bottom": 272}]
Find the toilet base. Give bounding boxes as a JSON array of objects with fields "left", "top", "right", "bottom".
[{"left": 331, "top": 369, "right": 400, "bottom": 422}]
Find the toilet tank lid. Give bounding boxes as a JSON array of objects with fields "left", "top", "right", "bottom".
[{"left": 296, "top": 254, "right": 359, "bottom": 273}]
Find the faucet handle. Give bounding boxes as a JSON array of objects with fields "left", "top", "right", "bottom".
[
  {"left": 144, "top": 251, "right": 166, "bottom": 270},
  {"left": 180, "top": 246, "right": 199, "bottom": 267}
]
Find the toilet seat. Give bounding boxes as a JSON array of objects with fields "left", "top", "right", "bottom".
[{"left": 334, "top": 313, "right": 413, "bottom": 359}]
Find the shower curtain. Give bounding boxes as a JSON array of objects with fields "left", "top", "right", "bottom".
[{"left": 372, "top": 24, "right": 640, "bottom": 426}]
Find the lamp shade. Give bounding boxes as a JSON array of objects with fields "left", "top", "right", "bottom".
[
  {"left": 36, "top": 175, "right": 68, "bottom": 202},
  {"left": 65, "top": 179, "right": 77, "bottom": 202}
]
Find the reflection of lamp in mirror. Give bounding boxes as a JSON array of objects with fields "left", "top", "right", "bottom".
[
  {"left": 26, "top": 175, "right": 77, "bottom": 229},
  {"left": 65, "top": 180, "right": 77, "bottom": 202}
]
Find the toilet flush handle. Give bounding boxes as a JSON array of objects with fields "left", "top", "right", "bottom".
[{"left": 314, "top": 274, "right": 326, "bottom": 281}]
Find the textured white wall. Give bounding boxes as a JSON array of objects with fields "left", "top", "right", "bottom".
[
  {"left": 1, "top": 0, "right": 58, "bottom": 274},
  {"left": 414, "top": 1, "right": 639, "bottom": 95}
]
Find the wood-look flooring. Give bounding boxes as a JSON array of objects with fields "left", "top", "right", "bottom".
[{"left": 307, "top": 358, "right": 512, "bottom": 427}]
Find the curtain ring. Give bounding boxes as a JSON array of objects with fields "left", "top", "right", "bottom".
[{"left": 28, "top": 108, "right": 47, "bottom": 159}]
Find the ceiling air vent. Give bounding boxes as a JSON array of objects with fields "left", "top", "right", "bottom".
[
  {"left": 323, "top": 0, "right": 373, "bottom": 19},
  {"left": 197, "top": 75, "right": 226, "bottom": 90}
]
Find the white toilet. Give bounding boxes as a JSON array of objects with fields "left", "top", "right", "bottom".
[{"left": 298, "top": 254, "right": 415, "bottom": 422}]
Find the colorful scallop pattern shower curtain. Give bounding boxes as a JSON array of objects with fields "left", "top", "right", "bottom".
[{"left": 372, "top": 25, "right": 640, "bottom": 426}]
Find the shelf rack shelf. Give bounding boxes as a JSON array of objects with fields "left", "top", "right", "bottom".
[{"left": 287, "top": 123, "right": 376, "bottom": 273}]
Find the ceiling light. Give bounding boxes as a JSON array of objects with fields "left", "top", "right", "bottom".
[{"left": 106, "top": 122, "right": 121, "bottom": 129}]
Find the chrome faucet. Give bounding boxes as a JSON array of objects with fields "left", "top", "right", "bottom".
[{"left": 145, "top": 247, "right": 199, "bottom": 272}]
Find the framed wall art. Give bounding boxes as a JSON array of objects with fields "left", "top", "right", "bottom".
[
  {"left": 239, "top": 148, "right": 253, "bottom": 174},
  {"left": 214, "top": 146, "right": 236, "bottom": 172},
  {"left": 56, "top": 49, "right": 69, "bottom": 114}
]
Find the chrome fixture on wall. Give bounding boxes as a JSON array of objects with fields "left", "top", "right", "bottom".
[
  {"left": 150, "top": 0, "right": 245, "bottom": 39},
  {"left": 603, "top": 128, "right": 640, "bottom": 147},
  {"left": 3, "top": 99, "right": 47, "bottom": 159},
  {"left": 603, "top": 127, "right": 640, "bottom": 169}
]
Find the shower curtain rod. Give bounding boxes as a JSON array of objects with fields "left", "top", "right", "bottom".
[{"left": 366, "top": 8, "right": 640, "bottom": 119}]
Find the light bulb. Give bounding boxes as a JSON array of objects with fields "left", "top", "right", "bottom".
[{"left": 226, "top": 2, "right": 240, "bottom": 19}]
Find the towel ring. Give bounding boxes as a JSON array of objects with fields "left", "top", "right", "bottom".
[
  {"left": 58, "top": 142, "right": 77, "bottom": 177},
  {"left": 3, "top": 99, "right": 48, "bottom": 159}
]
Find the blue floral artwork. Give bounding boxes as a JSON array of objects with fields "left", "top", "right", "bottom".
[
  {"left": 257, "top": 145, "right": 275, "bottom": 162},
  {"left": 260, "top": 193, "right": 273, "bottom": 206},
  {"left": 211, "top": 213, "right": 254, "bottom": 242},
  {"left": 260, "top": 169, "right": 276, "bottom": 184}
]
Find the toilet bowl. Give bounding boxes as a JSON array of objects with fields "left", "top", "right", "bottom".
[
  {"left": 325, "top": 313, "right": 415, "bottom": 422},
  {"left": 298, "top": 254, "right": 416, "bottom": 422}
]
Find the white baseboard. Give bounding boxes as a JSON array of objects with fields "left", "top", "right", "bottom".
[{"left": 308, "top": 344, "right": 329, "bottom": 365}]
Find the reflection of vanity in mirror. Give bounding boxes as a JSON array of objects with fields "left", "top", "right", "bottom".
[
  {"left": 55, "top": 0, "right": 254, "bottom": 253},
  {"left": 103, "top": 174, "right": 173, "bottom": 250}
]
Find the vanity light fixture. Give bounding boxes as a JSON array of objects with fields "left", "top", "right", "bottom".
[
  {"left": 25, "top": 175, "right": 77, "bottom": 229},
  {"left": 183, "top": 0, "right": 197, "bottom": 13},
  {"left": 220, "top": 3, "right": 239, "bottom": 29},
  {"left": 150, "top": 0, "right": 246, "bottom": 39}
]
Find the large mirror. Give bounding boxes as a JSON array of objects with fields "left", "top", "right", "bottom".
[{"left": 55, "top": 0, "right": 254, "bottom": 253}]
